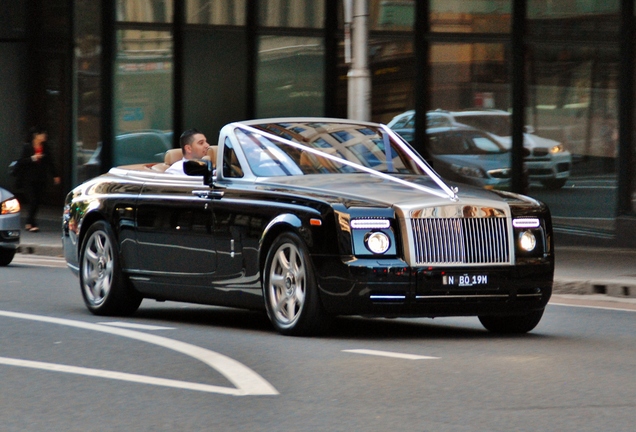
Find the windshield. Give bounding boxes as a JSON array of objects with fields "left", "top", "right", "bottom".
[
  {"left": 234, "top": 121, "right": 429, "bottom": 177},
  {"left": 455, "top": 114, "right": 511, "bottom": 137}
]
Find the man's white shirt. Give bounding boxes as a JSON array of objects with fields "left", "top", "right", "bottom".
[{"left": 165, "top": 158, "right": 187, "bottom": 175}]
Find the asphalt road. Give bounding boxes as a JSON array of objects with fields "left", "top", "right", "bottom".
[{"left": 1, "top": 255, "right": 635, "bottom": 432}]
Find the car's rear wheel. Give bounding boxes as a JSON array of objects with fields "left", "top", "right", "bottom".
[
  {"left": 263, "top": 232, "right": 328, "bottom": 336},
  {"left": 0, "top": 248, "right": 16, "bottom": 266},
  {"left": 478, "top": 309, "right": 545, "bottom": 334},
  {"left": 79, "top": 220, "right": 142, "bottom": 316}
]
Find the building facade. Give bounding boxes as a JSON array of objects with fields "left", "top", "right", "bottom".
[{"left": 1, "top": 0, "right": 635, "bottom": 246}]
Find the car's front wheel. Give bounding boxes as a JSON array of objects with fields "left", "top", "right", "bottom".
[
  {"left": 478, "top": 309, "right": 545, "bottom": 334},
  {"left": 263, "top": 232, "right": 328, "bottom": 336},
  {"left": 0, "top": 248, "right": 16, "bottom": 266},
  {"left": 79, "top": 220, "right": 142, "bottom": 316}
]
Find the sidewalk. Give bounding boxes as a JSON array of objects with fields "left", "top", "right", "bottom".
[{"left": 17, "top": 206, "right": 636, "bottom": 301}]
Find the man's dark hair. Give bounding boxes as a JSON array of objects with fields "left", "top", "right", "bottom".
[{"left": 179, "top": 128, "right": 201, "bottom": 154}]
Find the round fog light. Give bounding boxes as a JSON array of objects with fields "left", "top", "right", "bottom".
[
  {"left": 519, "top": 230, "right": 537, "bottom": 252},
  {"left": 365, "top": 232, "right": 390, "bottom": 254}
]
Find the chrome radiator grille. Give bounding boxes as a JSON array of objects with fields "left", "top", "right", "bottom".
[{"left": 411, "top": 217, "right": 510, "bottom": 265}]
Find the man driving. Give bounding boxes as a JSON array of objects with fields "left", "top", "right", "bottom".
[{"left": 165, "top": 128, "right": 210, "bottom": 175}]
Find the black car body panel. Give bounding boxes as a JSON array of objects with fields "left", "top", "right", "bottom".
[{"left": 64, "top": 118, "right": 554, "bottom": 334}]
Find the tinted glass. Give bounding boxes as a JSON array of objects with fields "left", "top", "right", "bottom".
[
  {"left": 114, "top": 29, "right": 173, "bottom": 165},
  {"left": 186, "top": 0, "right": 246, "bottom": 25},
  {"left": 117, "top": 0, "right": 173, "bottom": 23},
  {"left": 430, "top": 0, "right": 511, "bottom": 33},
  {"left": 256, "top": 36, "right": 324, "bottom": 117},
  {"left": 259, "top": 0, "right": 324, "bottom": 28}
]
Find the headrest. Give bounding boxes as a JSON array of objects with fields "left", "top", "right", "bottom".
[{"left": 164, "top": 148, "right": 183, "bottom": 165}]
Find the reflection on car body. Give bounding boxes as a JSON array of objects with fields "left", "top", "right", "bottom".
[
  {"left": 63, "top": 118, "right": 554, "bottom": 336},
  {"left": 426, "top": 126, "right": 513, "bottom": 190},
  {"left": 389, "top": 109, "right": 572, "bottom": 189}
]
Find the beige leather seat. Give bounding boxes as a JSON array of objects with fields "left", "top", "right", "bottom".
[
  {"left": 151, "top": 148, "right": 182, "bottom": 172},
  {"left": 164, "top": 148, "right": 183, "bottom": 165}
]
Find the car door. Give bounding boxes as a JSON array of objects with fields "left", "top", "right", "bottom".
[{"left": 133, "top": 179, "right": 217, "bottom": 294}]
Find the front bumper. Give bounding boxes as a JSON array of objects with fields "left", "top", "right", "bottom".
[
  {"left": 526, "top": 152, "right": 572, "bottom": 180},
  {"left": 0, "top": 213, "right": 21, "bottom": 250},
  {"left": 315, "top": 257, "right": 553, "bottom": 317}
]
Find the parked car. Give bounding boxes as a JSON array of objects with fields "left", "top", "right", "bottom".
[
  {"left": 425, "top": 126, "right": 513, "bottom": 190},
  {"left": 63, "top": 118, "right": 554, "bottom": 336},
  {"left": 389, "top": 109, "right": 572, "bottom": 189},
  {"left": 79, "top": 130, "right": 172, "bottom": 180},
  {"left": 0, "top": 188, "right": 21, "bottom": 266}
]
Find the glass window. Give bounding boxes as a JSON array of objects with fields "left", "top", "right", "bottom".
[
  {"left": 259, "top": 0, "right": 324, "bottom": 28},
  {"left": 525, "top": 45, "right": 619, "bottom": 232},
  {"left": 186, "top": 0, "right": 246, "bottom": 25},
  {"left": 430, "top": 42, "right": 510, "bottom": 111},
  {"left": 369, "top": 0, "right": 415, "bottom": 31},
  {"left": 117, "top": 0, "right": 173, "bottom": 23},
  {"left": 75, "top": 0, "right": 102, "bottom": 183},
  {"left": 113, "top": 29, "right": 173, "bottom": 165},
  {"left": 528, "top": 0, "right": 620, "bottom": 18},
  {"left": 256, "top": 36, "right": 324, "bottom": 117},
  {"left": 430, "top": 0, "right": 511, "bottom": 33},
  {"left": 369, "top": 37, "right": 415, "bottom": 124}
]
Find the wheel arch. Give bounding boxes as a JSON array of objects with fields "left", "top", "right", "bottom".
[{"left": 259, "top": 214, "right": 305, "bottom": 274}]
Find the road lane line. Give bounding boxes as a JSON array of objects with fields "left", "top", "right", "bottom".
[
  {"left": 98, "top": 321, "right": 176, "bottom": 330},
  {"left": 343, "top": 349, "right": 439, "bottom": 360},
  {"left": 0, "top": 356, "right": 242, "bottom": 395},
  {"left": 0, "top": 310, "right": 278, "bottom": 396}
]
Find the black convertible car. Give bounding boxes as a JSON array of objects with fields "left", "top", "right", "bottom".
[{"left": 63, "top": 118, "right": 554, "bottom": 335}]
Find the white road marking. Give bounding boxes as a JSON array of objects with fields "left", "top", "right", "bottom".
[
  {"left": 343, "top": 349, "right": 440, "bottom": 360},
  {"left": 0, "top": 310, "right": 278, "bottom": 396},
  {"left": 98, "top": 321, "right": 176, "bottom": 331},
  {"left": 0, "top": 356, "right": 244, "bottom": 395},
  {"left": 12, "top": 255, "right": 67, "bottom": 268}
]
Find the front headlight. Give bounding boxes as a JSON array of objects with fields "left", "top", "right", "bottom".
[
  {"left": 550, "top": 144, "right": 564, "bottom": 154},
  {"left": 519, "top": 230, "right": 537, "bottom": 252},
  {"left": 365, "top": 232, "right": 391, "bottom": 254},
  {"left": 1, "top": 198, "right": 20, "bottom": 215}
]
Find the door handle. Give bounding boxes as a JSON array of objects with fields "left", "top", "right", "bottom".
[{"left": 193, "top": 190, "right": 224, "bottom": 199}]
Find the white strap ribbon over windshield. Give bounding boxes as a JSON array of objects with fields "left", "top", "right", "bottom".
[{"left": 231, "top": 122, "right": 459, "bottom": 201}]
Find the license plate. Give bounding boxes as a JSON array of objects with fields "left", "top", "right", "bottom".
[{"left": 443, "top": 274, "right": 489, "bottom": 287}]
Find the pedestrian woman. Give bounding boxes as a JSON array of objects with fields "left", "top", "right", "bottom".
[{"left": 18, "top": 126, "right": 61, "bottom": 232}]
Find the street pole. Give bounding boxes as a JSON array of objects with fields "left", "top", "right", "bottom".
[{"left": 345, "top": 0, "right": 371, "bottom": 121}]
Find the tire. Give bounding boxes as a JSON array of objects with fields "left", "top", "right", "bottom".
[
  {"left": 541, "top": 178, "right": 567, "bottom": 190},
  {"left": 263, "top": 232, "right": 328, "bottom": 336},
  {"left": 0, "top": 248, "right": 16, "bottom": 266},
  {"left": 478, "top": 309, "right": 545, "bottom": 334},
  {"left": 79, "top": 220, "right": 142, "bottom": 316}
]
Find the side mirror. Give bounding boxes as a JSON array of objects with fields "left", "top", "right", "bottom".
[{"left": 183, "top": 159, "right": 214, "bottom": 185}]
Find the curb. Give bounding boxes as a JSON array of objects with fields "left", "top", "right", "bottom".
[
  {"left": 17, "top": 243, "right": 64, "bottom": 258},
  {"left": 553, "top": 279, "right": 636, "bottom": 299}
]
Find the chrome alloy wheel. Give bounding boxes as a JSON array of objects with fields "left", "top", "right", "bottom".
[
  {"left": 267, "top": 242, "right": 306, "bottom": 327},
  {"left": 81, "top": 229, "right": 114, "bottom": 307}
]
